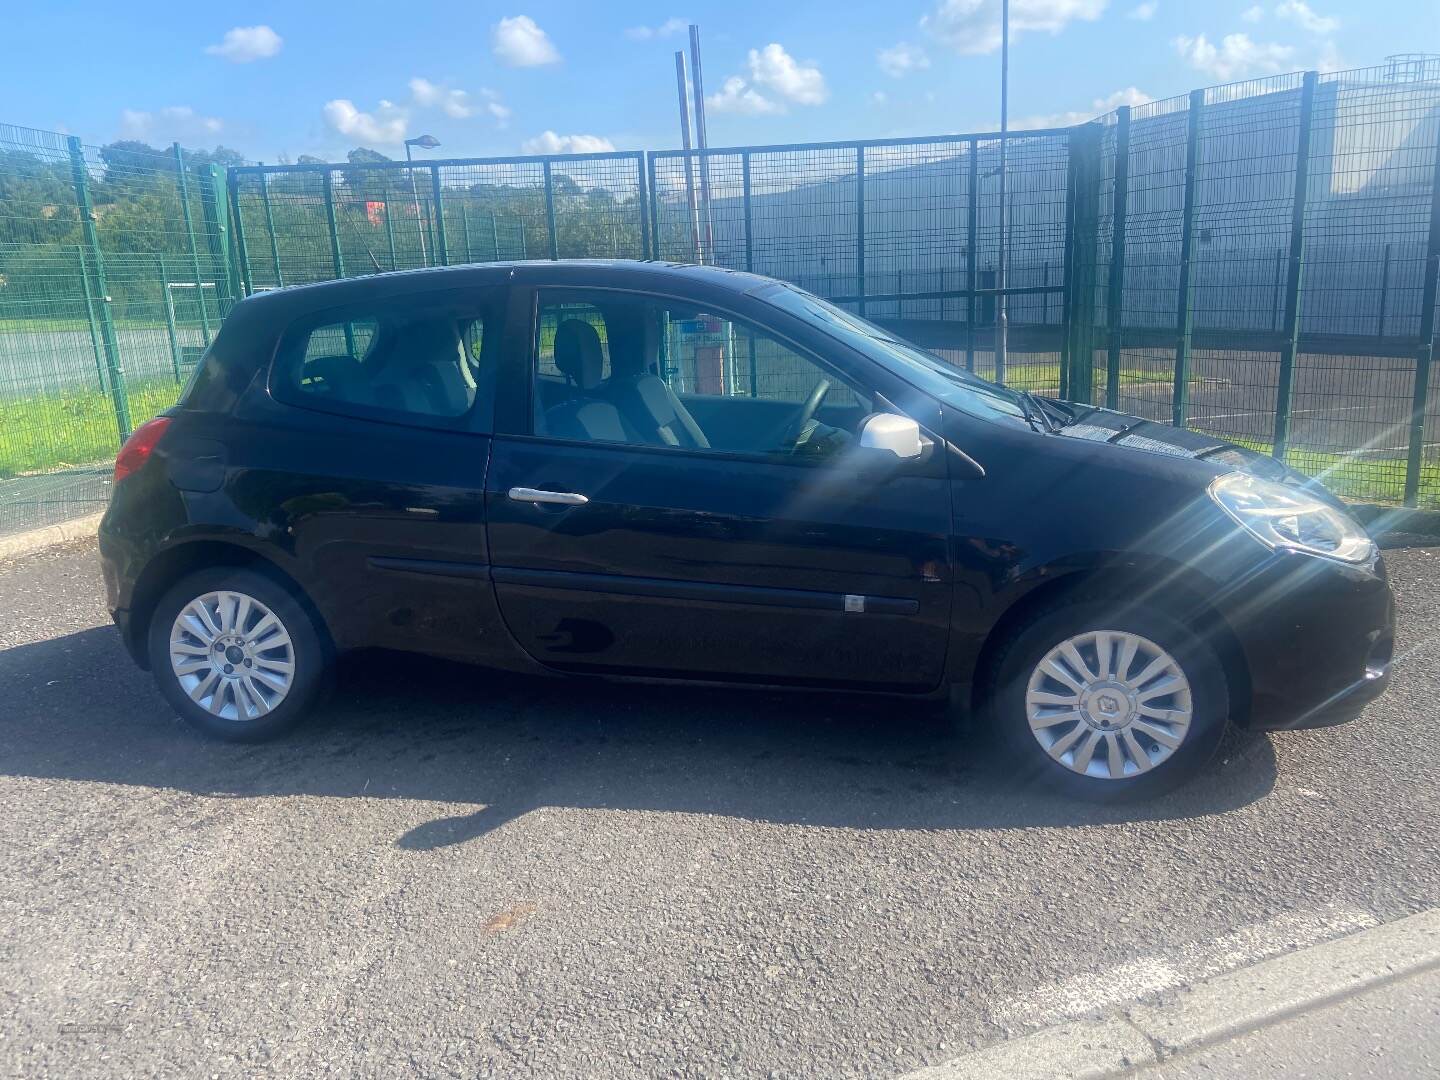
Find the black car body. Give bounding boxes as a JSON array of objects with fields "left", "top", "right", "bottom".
[{"left": 99, "top": 261, "right": 1394, "bottom": 799}]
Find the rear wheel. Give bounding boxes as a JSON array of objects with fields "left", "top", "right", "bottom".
[
  {"left": 984, "top": 598, "right": 1230, "bottom": 801},
  {"left": 147, "top": 567, "right": 328, "bottom": 742}
]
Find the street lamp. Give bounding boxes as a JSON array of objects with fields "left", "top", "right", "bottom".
[{"left": 405, "top": 135, "right": 441, "bottom": 265}]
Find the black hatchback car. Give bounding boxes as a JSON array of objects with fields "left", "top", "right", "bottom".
[{"left": 99, "top": 260, "right": 1394, "bottom": 799}]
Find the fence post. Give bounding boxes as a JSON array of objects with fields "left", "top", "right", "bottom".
[
  {"left": 636, "top": 153, "right": 653, "bottom": 261},
  {"left": 460, "top": 202, "right": 473, "bottom": 262},
  {"left": 226, "top": 169, "right": 253, "bottom": 297},
  {"left": 1403, "top": 123, "right": 1440, "bottom": 507},
  {"left": 159, "top": 255, "right": 182, "bottom": 382},
  {"left": 260, "top": 171, "right": 284, "bottom": 286},
  {"left": 1272, "top": 71, "right": 1318, "bottom": 461},
  {"left": 383, "top": 192, "right": 398, "bottom": 269},
  {"left": 966, "top": 137, "right": 979, "bottom": 372},
  {"left": 430, "top": 166, "right": 449, "bottom": 265},
  {"left": 1065, "top": 123, "right": 1103, "bottom": 405},
  {"left": 855, "top": 145, "right": 867, "bottom": 316},
  {"left": 489, "top": 211, "right": 501, "bottom": 261},
  {"left": 174, "top": 143, "right": 213, "bottom": 343},
  {"left": 202, "top": 163, "right": 240, "bottom": 311},
  {"left": 77, "top": 244, "right": 107, "bottom": 390},
  {"left": 322, "top": 169, "right": 345, "bottom": 280},
  {"left": 1060, "top": 135, "right": 1079, "bottom": 401},
  {"left": 1378, "top": 242, "right": 1392, "bottom": 338},
  {"left": 1105, "top": 106, "right": 1132, "bottom": 410},
  {"left": 1271, "top": 248, "right": 1284, "bottom": 330},
  {"left": 646, "top": 152, "right": 660, "bottom": 261},
  {"left": 321, "top": 169, "right": 355, "bottom": 354},
  {"left": 67, "top": 136, "right": 131, "bottom": 442},
  {"left": 542, "top": 160, "right": 560, "bottom": 260},
  {"left": 1173, "top": 89, "right": 1204, "bottom": 428},
  {"left": 741, "top": 151, "right": 754, "bottom": 273}
]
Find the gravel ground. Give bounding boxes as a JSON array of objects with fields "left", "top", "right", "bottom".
[{"left": 1, "top": 539, "right": 1437, "bottom": 1079}]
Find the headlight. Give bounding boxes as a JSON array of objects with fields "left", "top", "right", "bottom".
[{"left": 1209, "top": 472, "right": 1374, "bottom": 563}]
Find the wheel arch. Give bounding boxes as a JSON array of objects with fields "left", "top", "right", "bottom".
[
  {"left": 125, "top": 539, "right": 332, "bottom": 670},
  {"left": 968, "top": 559, "right": 1253, "bottom": 727}
]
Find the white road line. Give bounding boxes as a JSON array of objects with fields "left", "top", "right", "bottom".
[{"left": 986, "top": 902, "right": 1378, "bottom": 1036}]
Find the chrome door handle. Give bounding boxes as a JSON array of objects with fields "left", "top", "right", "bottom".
[{"left": 508, "top": 486, "right": 589, "bottom": 506}]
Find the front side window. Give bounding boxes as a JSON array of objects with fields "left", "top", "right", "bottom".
[
  {"left": 275, "top": 294, "right": 493, "bottom": 426},
  {"left": 532, "top": 290, "right": 872, "bottom": 460}
]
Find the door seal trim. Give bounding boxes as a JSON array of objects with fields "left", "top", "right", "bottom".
[
  {"left": 490, "top": 565, "right": 919, "bottom": 615},
  {"left": 368, "top": 556, "right": 492, "bottom": 581}
]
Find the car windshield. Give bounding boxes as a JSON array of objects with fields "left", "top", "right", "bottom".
[{"left": 755, "top": 282, "right": 1031, "bottom": 422}]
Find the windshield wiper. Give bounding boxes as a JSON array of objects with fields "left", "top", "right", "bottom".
[{"left": 1016, "top": 390, "right": 1057, "bottom": 433}]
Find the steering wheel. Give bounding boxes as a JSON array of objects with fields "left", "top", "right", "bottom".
[{"left": 776, "top": 378, "right": 831, "bottom": 451}]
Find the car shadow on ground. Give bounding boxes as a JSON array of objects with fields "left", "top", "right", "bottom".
[{"left": 0, "top": 626, "right": 1279, "bottom": 847}]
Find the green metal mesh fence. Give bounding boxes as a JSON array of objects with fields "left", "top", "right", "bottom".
[
  {"left": 0, "top": 122, "right": 237, "bottom": 533},
  {"left": 2, "top": 58, "right": 1440, "bottom": 534}
]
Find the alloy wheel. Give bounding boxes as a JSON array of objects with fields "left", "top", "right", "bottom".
[
  {"left": 168, "top": 590, "right": 296, "bottom": 722},
  {"left": 1024, "top": 629, "right": 1193, "bottom": 780}
]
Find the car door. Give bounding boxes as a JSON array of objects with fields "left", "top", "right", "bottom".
[
  {"left": 483, "top": 281, "right": 953, "bottom": 691},
  {"left": 224, "top": 278, "right": 511, "bottom": 665}
]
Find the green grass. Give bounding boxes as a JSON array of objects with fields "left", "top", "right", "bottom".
[
  {"left": 0, "top": 317, "right": 173, "bottom": 336},
  {"left": 0, "top": 381, "right": 179, "bottom": 478}
]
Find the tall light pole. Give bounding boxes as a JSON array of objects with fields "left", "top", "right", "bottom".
[
  {"left": 405, "top": 134, "right": 440, "bottom": 265},
  {"left": 996, "top": 0, "right": 1010, "bottom": 386},
  {"left": 689, "top": 24, "right": 715, "bottom": 264},
  {"left": 674, "top": 51, "right": 703, "bottom": 263}
]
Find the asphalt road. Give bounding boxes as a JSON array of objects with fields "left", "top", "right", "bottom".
[{"left": 2, "top": 538, "right": 1438, "bottom": 1079}]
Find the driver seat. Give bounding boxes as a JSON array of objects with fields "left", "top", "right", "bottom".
[{"left": 605, "top": 347, "right": 710, "bottom": 449}]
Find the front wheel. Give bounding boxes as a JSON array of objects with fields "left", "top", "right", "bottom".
[
  {"left": 147, "top": 567, "right": 329, "bottom": 742},
  {"left": 983, "top": 598, "right": 1230, "bottom": 801}
]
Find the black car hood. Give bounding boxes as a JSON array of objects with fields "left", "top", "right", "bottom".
[{"left": 1046, "top": 404, "right": 1310, "bottom": 487}]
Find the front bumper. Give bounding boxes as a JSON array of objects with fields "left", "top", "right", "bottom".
[{"left": 1217, "top": 548, "right": 1395, "bottom": 731}]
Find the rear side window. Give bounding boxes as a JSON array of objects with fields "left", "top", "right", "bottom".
[{"left": 273, "top": 292, "right": 496, "bottom": 428}]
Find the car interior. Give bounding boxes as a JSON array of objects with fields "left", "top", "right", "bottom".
[
  {"left": 534, "top": 299, "right": 872, "bottom": 457},
  {"left": 289, "top": 313, "right": 484, "bottom": 419}
]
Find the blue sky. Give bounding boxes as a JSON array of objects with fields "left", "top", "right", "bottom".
[{"left": 7, "top": 1, "right": 1438, "bottom": 161}]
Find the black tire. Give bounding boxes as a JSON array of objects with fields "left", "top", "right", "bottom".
[
  {"left": 982, "top": 596, "right": 1230, "bottom": 802},
  {"left": 147, "top": 566, "right": 329, "bottom": 742}
]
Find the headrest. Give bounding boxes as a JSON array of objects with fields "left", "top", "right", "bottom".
[
  {"left": 398, "top": 318, "right": 463, "bottom": 368},
  {"left": 554, "top": 319, "right": 605, "bottom": 389}
]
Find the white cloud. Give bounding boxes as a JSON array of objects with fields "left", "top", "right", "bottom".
[
  {"left": 204, "top": 25, "right": 283, "bottom": 63},
  {"left": 706, "top": 43, "right": 827, "bottom": 117},
  {"left": 520, "top": 131, "right": 616, "bottom": 154},
  {"left": 119, "top": 105, "right": 223, "bottom": 141},
  {"left": 481, "top": 89, "right": 512, "bottom": 128},
  {"left": 1172, "top": 32, "right": 1294, "bottom": 80},
  {"left": 323, "top": 99, "right": 408, "bottom": 145},
  {"left": 878, "top": 42, "right": 931, "bottom": 77},
  {"left": 492, "top": 15, "right": 560, "bottom": 66},
  {"left": 1127, "top": 2, "right": 1157, "bottom": 20},
  {"left": 1275, "top": 0, "right": 1338, "bottom": 34},
  {"left": 747, "top": 43, "right": 828, "bottom": 105},
  {"left": 922, "top": 0, "right": 1107, "bottom": 55},
  {"left": 1241, "top": 5, "right": 1264, "bottom": 20},
  {"left": 707, "top": 75, "right": 782, "bottom": 115},
  {"left": 1016, "top": 86, "right": 1152, "bottom": 129},
  {"left": 871, "top": 90, "right": 890, "bottom": 105},
  {"left": 409, "top": 78, "right": 473, "bottom": 119},
  {"left": 625, "top": 17, "right": 687, "bottom": 40}
]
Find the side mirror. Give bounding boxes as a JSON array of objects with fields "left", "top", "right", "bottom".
[{"left": 858, "top": 412, "right": 923, "bottom": 460}]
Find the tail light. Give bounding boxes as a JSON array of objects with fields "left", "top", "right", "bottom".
[{"left": 114, "top": 416, "right": 172, "bottom": 484}]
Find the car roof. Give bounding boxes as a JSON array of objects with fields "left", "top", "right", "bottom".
[{"left": 235, "top": 260, "right": 782, "bottom": 318}]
